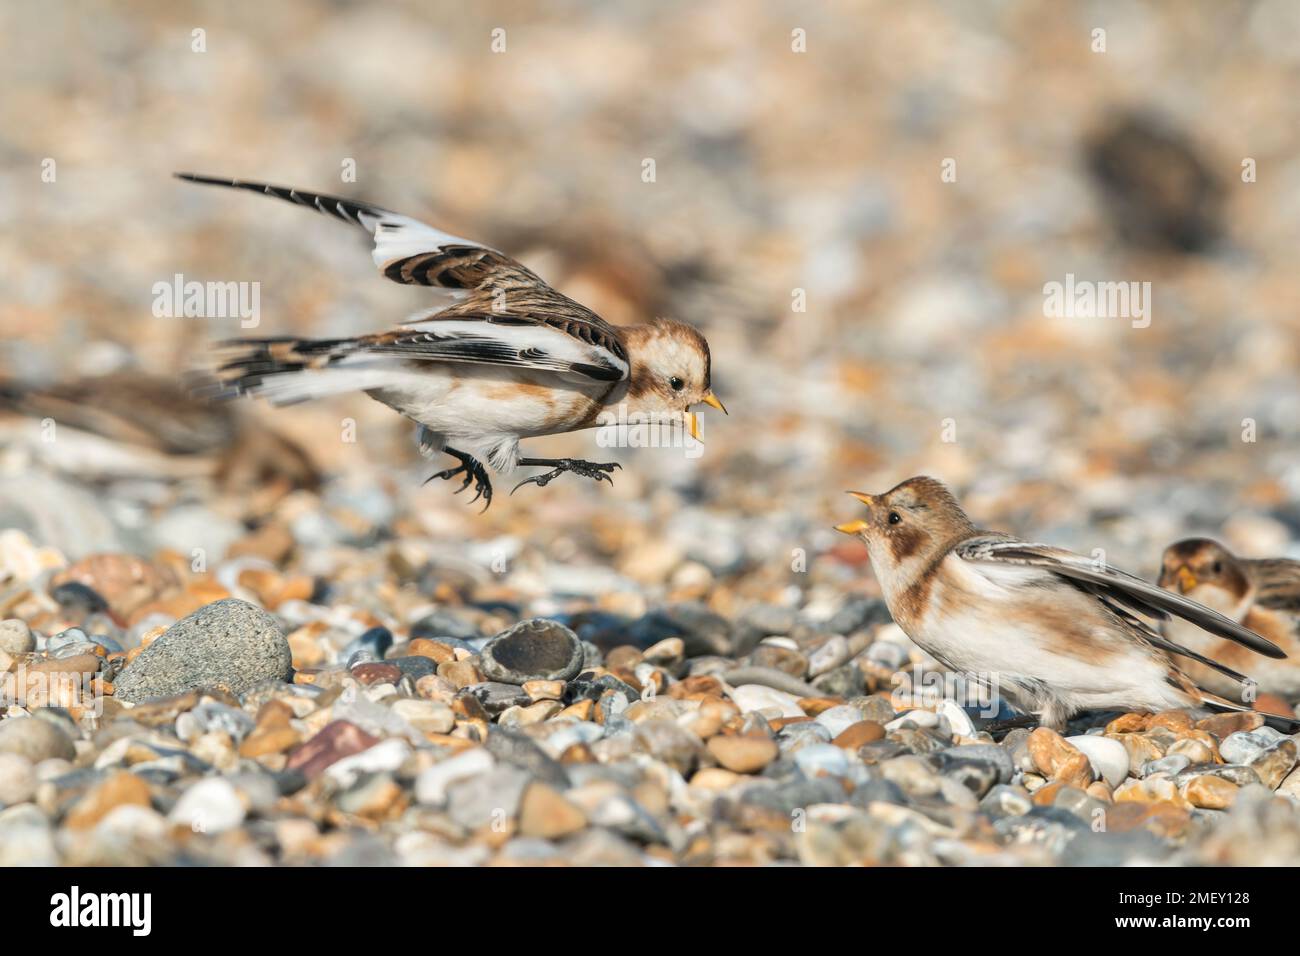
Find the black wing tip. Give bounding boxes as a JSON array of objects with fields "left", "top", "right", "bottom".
[
  {"left": 175, "top": 171, "right": 236, "bottom": 186},
  {"left": 1255, "top": 638, "right": 1288, "bottom": 659}
]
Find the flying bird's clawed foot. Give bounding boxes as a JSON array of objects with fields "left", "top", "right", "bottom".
[
  {"left": 512, "top": 457, "right": 622, "bottom": 493},
  {"left": 425, "top": 447, "right": 493, "bottom": 511}
]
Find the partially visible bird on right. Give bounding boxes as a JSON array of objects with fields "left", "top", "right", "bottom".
[{"left": 1157, "top": 538, "right": 1300, "bottom": 703}]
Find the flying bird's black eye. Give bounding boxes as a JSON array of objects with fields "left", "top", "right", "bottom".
[
  {"left": 669, "top": 376, "right": 685, "bottom": 391},
  {"left": 888, "top": 511, "right": 901, "bottom": 525},
  {"left": 1212, "top": 561, "right": 1222, "bottom": 574}
]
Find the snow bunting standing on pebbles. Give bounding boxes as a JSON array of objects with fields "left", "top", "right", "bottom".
[
  {"left": 1158, "top": 538, "right": 1300, "bottom": 702},
  {"left": 834, "top": 476, "right": 1289, "bottom": 730},
  {"left": 176, "top": 174, "right": 726, "bottom": 509}
]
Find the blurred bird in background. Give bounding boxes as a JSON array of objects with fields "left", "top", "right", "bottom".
[{"left": 1158, "top": 538, "right": 1300, "bottom": 706}]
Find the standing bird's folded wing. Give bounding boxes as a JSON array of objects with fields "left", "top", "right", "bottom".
[{"left": 955, "top": 537, "right": 1286, "bottom": 658}]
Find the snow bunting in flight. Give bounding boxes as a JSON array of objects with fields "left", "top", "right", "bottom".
[
  {"left": 1158, "top": 538, "right": 1300, "bottom": 702},
  {"left": 175, "top": 173, "right": 726, "bottom": 509},
  {"left": 835, "top": 477, "right": 1289, "bottom": 730}
]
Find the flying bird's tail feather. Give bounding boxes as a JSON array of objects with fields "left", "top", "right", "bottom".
[{"left": 207, "top": 337, "right": 394, "bottom": 406}]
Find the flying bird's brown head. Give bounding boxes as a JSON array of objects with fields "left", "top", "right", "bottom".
[
  {"left": 622, "top": 318, "right": 725, "bottom": 439},
  {"left": 834, "top": 476, "right": 975, "bottom": 580},
  {"left": 1158, "top": 538, "right": 1252, "bottom": 617}
]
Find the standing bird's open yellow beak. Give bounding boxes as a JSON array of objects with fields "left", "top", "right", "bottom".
[
  {"left": 835, "top": 491, "right": 875, "bottom": 534},
  {"left": 1175, "top": 566, "right": 1198, "bottom": 594}
]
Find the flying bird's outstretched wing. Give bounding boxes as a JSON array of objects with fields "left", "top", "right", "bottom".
[{"left": 176, "top": 174, "right": 631, "bottom": 394}]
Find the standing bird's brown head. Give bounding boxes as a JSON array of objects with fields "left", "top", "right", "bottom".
[{"left": 834, "top": 476, "right": 976, "bottom": 578}]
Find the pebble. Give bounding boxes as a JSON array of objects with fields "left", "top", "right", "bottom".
[
  {"left": 522, "top": 679, "right": 566, "bottom": 701},
  {"left": 446, "top": 765, "right": 531, "bottom": 829},
  {"left": 707, "top": 734, "right": 778, "bottom": 773},
  {"left": 0, "top": 716, "right": 77, "bottom": 763},
  {"left": 815, "top": 704, "right": 867, "bottom": 737},
  {"left": 1244, "top": 739, "right": 1297, "bottom": 789},
  {"left": 932, "top": 744, "right": 1013, "bottom": 797},
  {"left": 1027, "top": 728, "right": 1095, "bottom": 789},
  {"left": 0, "top": 754, "right": 37, "bottom": 805},
  {"left": 64, "top": 771, "right": 152, "bottom": 829},
  {"left": 0, "top": 805, "right": 58, "bottom": 866},
  {"left": 1277, "top": 765, "right": 1300, "bottom": 803},
  {"left": 415, "top": 748, "right": 496, "bottom": 806},
  {"left": 980, "top": 784, "right": 1033, "bottom": 819},
  {"left": 729, "top": 684, "right": 805, "bottom": 718},
  {"left": 464, "top": 682, "right": 532, "bottom": 715},
  {"left": 168, "top": 777, "right": 246, "bottom": 834},
  {"left": 287, "top": 721, "right": 379, "bottom": 779},
  {"left": 793, "top": 743, "right": 851, "bottom": 778},
  {"left": 807, "top": 636, "right": 850, "bottom": 677},
  {"left": 478, "top": 619, "right": 585, "bottom": 685},
  {"left": 389, "top": 698, "right": 455, "bottom": 734},
  {"left": 1142, "top": 754, "right": 1190, "bottom": 778},
  {"left": 1065, "top": 734, "right": 1129, "bottom": 789},
  {"left": 634, "top": 719, "right": 704, "bottom": 775},
  {"left": 0, "top": 619, "right": 35, "bottom": 655},
  {"left": 937, "top": 699, "right": 976, "bottom": 738},
  {"left": 325, "top": 739, "right": 411, "bottom": 787},
  {"left": 518, "top": 783, "right": 587, "bottom": 839},
  {"left": 114, "top": 599, "right": 291, "bottom": 702},
  {"left": 885, "top": 709, "right": 940, "bottom": 731},
  {"left": 1181, "top": 775, "right": 1239, "bottom": 809},
  {"left": 832, "top": 721, "right": 886, "bottom": 750}
]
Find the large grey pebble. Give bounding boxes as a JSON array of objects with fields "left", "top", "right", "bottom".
[{"left": 114, "top": 599, "right": 290, "bottom": 703}]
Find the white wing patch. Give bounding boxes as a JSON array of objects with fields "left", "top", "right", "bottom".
[{"left": 369, "top": 216, "right": 493, "bottom": 272}]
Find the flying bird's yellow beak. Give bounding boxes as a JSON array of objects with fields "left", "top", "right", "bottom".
[
  {"left": 1175, "top": 566, "right": 1198, "bottom": 593},
  {"left": 847, "top": 491, "right": 874, "bottom": 507},
  {"left": 687, "top": 411, "right": 703, "bottom": 443},
  {"left": 701, "top": 391, "right": 728, "bottom": 414}
]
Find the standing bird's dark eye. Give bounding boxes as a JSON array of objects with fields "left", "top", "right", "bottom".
[
  {"left": 1212, "top": 561, "right": 1222, "bottom": 574},
  {"left": 669, "top": 376, "right": 685, "bottom": 391},
  {"left": 888, "top": 511, "right": 901, "bottom": 525}
]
